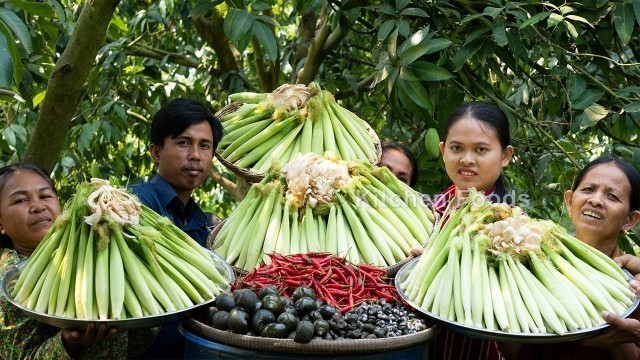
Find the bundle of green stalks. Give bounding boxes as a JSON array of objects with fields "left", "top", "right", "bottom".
[
  {"left": 218, "top": 83, "right": 379, "bottom": 174},
  {"left": 213, "top": 153, "right": 435, "bottom": 271},
  {"left": 10, "top": 179, "right": 229, "bottom": 320},
  {"left": 400, "top": 190, "right": 636, "bottom": 335}
]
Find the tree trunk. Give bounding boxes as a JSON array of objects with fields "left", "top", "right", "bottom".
[
  {"left": 193, "top": 9, "right": 240, "bottom": 73},
  {"left": 24, "top": 0, "right": 121, "bottom": 172}
]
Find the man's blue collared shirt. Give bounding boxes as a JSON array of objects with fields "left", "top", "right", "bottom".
[
  {"left": 128, "top": 175, "right": 210, "bottom": 247},
  {"left": 128, "top": 175, "right": 213, "bottom": 359}
]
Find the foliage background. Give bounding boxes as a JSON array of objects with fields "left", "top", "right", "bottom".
[{"left": 1, "top": 0, "right": 639, "bottom": 241}]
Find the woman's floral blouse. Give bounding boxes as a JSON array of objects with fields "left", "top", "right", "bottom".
[{"left": 0, "top": 247, "right": 157, "bottom": 359}]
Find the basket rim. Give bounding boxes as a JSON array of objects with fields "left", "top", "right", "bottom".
[{"left": 181, "top": 318, "right": 440, "bottom": 355}]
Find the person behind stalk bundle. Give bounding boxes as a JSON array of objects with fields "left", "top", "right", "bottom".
[
  {"left": 427, "top": 101, "right": 514, "bottom": 360},
  {"left": 433, "top": 101, "right": 514, "bottom": 214},
  {"left": 501, "top": 155, "right": 640, "bottom": 360},
  {"left": 128, "top": 98, "right": 223, "bottom": 359},
  {"left": 0, "top": 163, "right": 155, "bottom": 359},
  {"left": 379, "top": 141, "right": 418, "bottom": 187}
]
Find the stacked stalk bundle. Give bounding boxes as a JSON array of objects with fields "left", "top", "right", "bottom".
[
  {"left": 399, "top": 190, "right": 636, "bottom": 335},
  {"left": 218, "top": 83, "right": 380, "bottom": 174},
  {"left": 213, "top": 153, "right": 435, "bottom": 271},
  {"left": 10, "top": 179, "right": 229, "bottom": 320}
]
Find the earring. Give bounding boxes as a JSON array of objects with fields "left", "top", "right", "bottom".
[{"left": 1, "top": 229, "right": 5, "bottom": 235}]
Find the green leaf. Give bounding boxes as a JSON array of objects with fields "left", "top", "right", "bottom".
[
  {"left": 580, "top": 104, "right": 608, "bottom": 128},
  {"left": 548, "top": 13, "right": 564, "bottom": 27},
  {"left": 110, "top": 13, "right": 128, "bottom": 32},
  {"left": 378, "top": 19, "right": 395, "bottom": 41},
  {"left": 492, "top": 18, "right": 508, "bottom": 46},
  {"left": 252, "top": 1, "right": 271, "bottom": 12},
  {"left": 3, "top": 126, "right": 15, "bottom": 147},
  {"left": 396, "top": 0, "right": 411, "bottom": 11},
  {"left": 400, "top": 8, "right": 428, "bottom": 17},
  {"left": 227, "top": 9, "right": 253, "bottom": 42},
  {"left": 398, "top": 79, "right": 432, "bottom": 110},
  {"left": 634, "top": 0, "right": 640, "bottom": 27},
  {"left": 623, "top": 101, "right": 640, "bottom": 113},
  {"left": 568, "top": 73, "right": 586, "bottom": 101},
  {"left": 0, "top": 33, "right": 12, "bottom": 88},
  {"left": 396, "top": 19, "right": 410, "bottom": 37},
  {"left": 399, "top": 67, "right": 420, "bottom": 81},
  {"left": 256, "top": 15, "right": 279, "bottom": 27},
  {"left": 7, "top": 0, "right": 55, "bottom": 18},
  {"left": 407, "top": 61, "right": 453, "bottom": 81},
  {"left": 378, "top": 4, "right": 396, "bottom": 16},
  {"left": 614, "top": 2, "right": 634, "bottom": 45},
  {"left": 452, "top": 38, "right": 484, "bottom": 71},
  {"left": 0, "top": 8, "right": 32, "bottom": 53},
  {"left": 519, "top": 11, "right": 550, "bottom": 29},
  {"left": 395, "top": 80, "right": 425, "bottom": 116},
  {"left": 189, "top": 0, "right": 223, "bottom": 17},
  {"left": 235, "top": 26, "right": 253, "bottom": 53},
  {"left": 223, "top": 8, "right": 237, "bottom": 35},
  {"left": 371, "top": 63, "right": 393, "bottom": 88},
  {"left": 565, "top": 14, "right": 593, "bottom": 27},
  {"left": 461, "top": 13, "right": 486, "bottom": 25},
  {"left": 0, "top": 22, "right": 19, "bottom": 85},
  {"left": 400, "top": 43, "right": 432, "bottom": 66},
  {"left": 252, "top": 20, "right": 277, "bottom": 62},
  {"left": 618, "top": 236, "right": 636, "bottom": 255},
  {"left": 505, "top": 32, "right": 525, "bottom": 60},
  {"left": 564, "top": 20, "right": 578, "bottom": 38},
  {"left": 388, "top": 28, "right": 398, "bottom": 64},
  {"left": 571, "top": 89, "right": 604, "bottom": 110},
  {"left": 483, "top": 7, "right": 503, "bottom": 18},
  {"left": 33, "top": 90, "right": 46, "bottom": 107},
  {"left": 386, "top": 67, "right": 399, "bottom": 96},
  {"left": 423, "top": 38, "right": 451, "bottom": 55}
]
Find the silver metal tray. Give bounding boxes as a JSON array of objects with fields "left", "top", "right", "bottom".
[
  {"left": 395, "top": 257, "right": 640, "bottom": 344},
  {"left": 1, "top": 249, "right": 234, "bottom": 330}
]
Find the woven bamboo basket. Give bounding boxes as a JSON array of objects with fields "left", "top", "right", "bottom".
[
  {"left": 182, "top": 318, "right": 439, "bottom": 356},
  {"left": 214, "top": 101, "right": 382, "bottom": 184}
]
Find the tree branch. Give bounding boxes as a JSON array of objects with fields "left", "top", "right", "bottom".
[
  {"left": 322, "top": 25, "right": 347, "bottom": 55},
  {"left": 124, "top": 43, "right": 200, "bottom": 68},
  {"left": 193, "top": 9, "right": 240, "bottom": 73},
  {"left": 296, "top": 10, "right": 332, "bottom": 85},
  {"left": 209, "top": 167, "right": 250, "bottom": 201},
  {"left": 335, "top": 73, "right": 375, "bottom": 99},
  {"left": 597, "top": 123, "right": 640, "bottom": 148},
  {"left": 251, "top": 37, "right": 269, "bottom": 91},
  {"left": 24, "top": 0, "right": 122, "bottom": 172},
  {"left": 0, "top": 89, "right": 24, "bottom": 101}
]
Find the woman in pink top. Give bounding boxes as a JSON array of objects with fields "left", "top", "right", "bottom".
[{"left": 427, "top": 101, "right": 514, "bottom": 359}]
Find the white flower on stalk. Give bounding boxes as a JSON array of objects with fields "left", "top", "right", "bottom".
[
  {"left": 85, "top": 178, "right": 141, "bottom": 227},
  {"left": 485, "top": 216, "right": 542, "bottom": 256},
  {"left": 281, "top": 152, "right": 350, "bottom": 208},
  {"left": 266, "top": 84, "right": 316, "bottom": 111}
]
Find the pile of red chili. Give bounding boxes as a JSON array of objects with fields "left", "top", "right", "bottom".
[{"left": 233, "top": 253, "right": 399, "bottom": 313}]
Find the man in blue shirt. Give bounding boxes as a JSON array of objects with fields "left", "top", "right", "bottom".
[
  {"left": 129, "top": 98, "right": 223, "bottom": 247},
  {"left": 129, "top": 98, "right": 223, "bottom": 358}
]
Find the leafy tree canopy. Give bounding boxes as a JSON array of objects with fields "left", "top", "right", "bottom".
[{"left": 1, "top": 0, "right": 638, "bottom": 244}]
